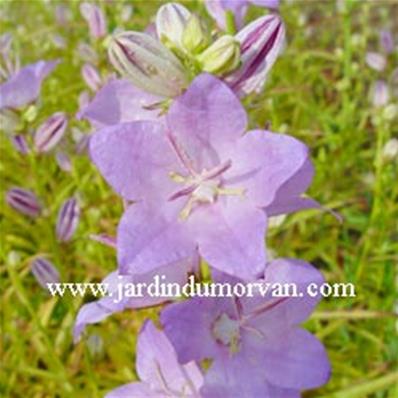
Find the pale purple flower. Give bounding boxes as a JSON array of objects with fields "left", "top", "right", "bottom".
[
  {"left": 78, "top": 79, "right": 162, "bottom": 128},
  {"left": 90, "top": 74, "right": 313, "bottom": 280},
  {"left": 379, "top": 29, "right": 394, "bottom": 54},
  {"left": 77, "top": 42, "right": 98, "bottom": 63},
  {"left": 80, "top": 2, "right": 107, "bottom": 39},
  {"left": 78, "top": 90, "right": 90, "bottom": 111},
  {"left": 6, "top": 187, "right": 41, "bottom": 217},
  {"left": 55, "top": 151, "right": 72, "bottom": 172},
  {"left": 10, "top": 134, "right": 29, "bottom": 154},
  {"left": 205, "top": 0, "right": 279, "bottom": 30},
  {"left": 73, "top": 254, "right": 199, "bottom": 341},
  {"left": 54, "top": 4, "right": 71, "bottom": 26},
  {"left": 106, "top": 320, "right": 203, "bottom": 398},
  {"left": 365, "top": 52, "right": 387, "bottom": 72},
  {"left": 225, "top": 13, "right": 285, "bottom": 96},
  {"left": 161, "top": 258, "right": 330, "bottom": 397},
  {"left": 81, "top": 63, "right": 102, "bottom": 91},
  {"left": 31, "top": 257, "right": 60, "bottom": 289},
  {"left": 0, "top": 60, "right": 59, "bottom": 109},
  {"left": 56, "top": 197, "right": 80, "bottom": 242},
  {"left": 0, "top": 32, "right": 12, "bottom": 55},
  {"left": 75, "top": 134, "right": 91, "bottom": 154},
  {"left": 371, "top": 79, "right": 389, "bottom": 107},
  {"left": 34, "top": 112, "right": 68, "bottom": 153}
]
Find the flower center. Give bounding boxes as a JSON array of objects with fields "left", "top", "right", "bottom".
[
  {"left": 167, "top": 133, "right": 245, "bottom": 220},
  {"left": 212, "top": 313, "right": 241, "bottom": 354}
]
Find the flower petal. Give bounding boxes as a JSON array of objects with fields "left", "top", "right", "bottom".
[
  {"left": 117, "top": 201, "right": 196, "bottom": 275},
  {"left": 105, "top": 382, "right": 159, "bottom": 398},
  {"left": 226, "top": 130, "right": 310, "bottom": 208},
  {"left": 78, "top": 79, "right": 163, "bottom": 128},
  {"left": 167, "top": 73, "right": 247, "bottom": 171},
  {"left": 137, "top": 320, "right": 203, "bottom": 393},
  {"left": 90, "top": 121, "right": 179, "bottom": 201},
  {"left": 261, "top": 328, "right": 330, "bottom": 390},
  {"left": 189, "top": 197, "right": 267, "bottom": 280}
]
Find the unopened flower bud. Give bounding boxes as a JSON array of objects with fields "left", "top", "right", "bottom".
[
  {"left": 6, "top": 187, "right": 41, "bottom": 217},
  {"left": 55, "top": 151, "right": 72, "bottom": 172},
  {"left": 382, "top": 138, "right": 398, "bottom": 161},
  {"left": 156, "top": 2, "right": 191, "bottom": 52},
  {"left": 82, "top": 63, "right": 102, "bottom": 91},
  {"left": 10, "top": 134, "right": 29, "bottom": 154},
  {"left": 365, "top": 52, "right": 386, "bottom": 72},
  {"left": 31, "top": 257, "right": 60, "bottom": 290},
  {"left": 197, "top": 35, "right": 240, "bottom": 75},
  {"left": 108, "top": 31, "right": 189, "bottom": 97},
  {"left": 80, "top": 2, "right": 107, "bottom": 39},
  {"left": 34, "top": 112, "right": 68, "bottom": 153},
  {"left": 379, "top": 30, "right": 394, "bottom": 54},
  {"left": 182, "top": 15, "right": 209, "bottom": 54},
  {"left": 226, "top": 14, "right": 285, "bottom": 96},
  {"left": 56, "top": 197, "right": 80, "bottom": 242},
  {"left": 371, "top": 80, "right": 389, "bottom": 108}
]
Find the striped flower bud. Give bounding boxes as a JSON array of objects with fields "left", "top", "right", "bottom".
[
  {"left": 156, "top": 2, "right": 191, "bottom": 52},
  {"left": 10, "top": 134, "right": 29, "bottom": 154},
  {"left": 34, "top": 112, "right": 68, "bottom": 153},
  {"left": 108, "top": 31, "right": 189, "bottom": 97},
  {"left": 81, "top": 63, "right": 102, "bottom": 91},
  {"left": 31, "top": 257, "right": 60, "bottom": 290},
  {"left": 196, "top": 35, "right": 240, "bottom": 75},
  {"left": 56, "top": 197, "right": 80, "bottom": 242},
  {"left": 6, "top": 187, "right": 41, "bottom": 217},
  {"left": 80, "top": 2, "right": 107, "bottom": 39},
  {"left": 225, "top": 14, "right": 285, "bottom": 96},
  {"left": 55, "top": 151, "right": 72, "bottom": 172}
]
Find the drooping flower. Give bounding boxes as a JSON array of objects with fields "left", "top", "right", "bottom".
[
  {"left": 31, "top": 257, "right": 60, "bottom": 290},
  {"left": 105, "top": 320, "right": 203, "bottom": 398},
  {"left": 0, "top": 60, "right": 59, "bottom": 109},
  {"left": 56, "top": 197, "right": 80, "bottom": 242},
  {"left": 225, "top": 13, "right": 286, "bottom": 96},
  {"left": 90, "top": 74, "right": 313, "bottom": 280},
  {"left": 161, "top": 258, "right": 330, "bottom": 397},
  {"left": 6, "top": 187, "right": 41, "bottom": 217},
  {"left": 205, "top": 0, "right": 279, "bottom": 31},
  {"left": 73, "top": 253, "right": 199, "bottom": 341},
  {"left": 80, "top": 2, "right": 107, "bottom": 39},
  {"left": 34, "top": 112, "right": 68, "bottom": 153}
]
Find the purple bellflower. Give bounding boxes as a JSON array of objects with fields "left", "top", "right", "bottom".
[
  {"left": 161, "top": 258, "right": 330, "bottom": 397},
  {"left": 0, "top": 60, "right": 59, "bottom": 109},
  {"left": 205, "top": 0, "right": 279, "bottom": 31},
  {"left": 90, "top": 74, "right": 314, "bottom": 280},
  {"left": 105, "top": 320, "right": 203, "bottom": 398},
  {"left": 73, "top": 253, "right": 199, "bottom": 342}
]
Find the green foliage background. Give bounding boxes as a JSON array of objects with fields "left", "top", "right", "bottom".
[{"left": 0, "top": 0, "right": 397, "bottom": 397}]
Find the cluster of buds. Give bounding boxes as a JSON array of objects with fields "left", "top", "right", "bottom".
[{"left": 107, "top": 2, "right": 284, "bottom": 99}]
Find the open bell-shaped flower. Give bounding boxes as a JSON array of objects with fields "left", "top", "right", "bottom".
[{"left": 108, "top": 31, "right": 189, "bottom": 97}]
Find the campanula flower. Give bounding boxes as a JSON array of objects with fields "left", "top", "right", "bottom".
[
  {"left": 55, "top": 151, "right": 72, "bottom": 172},
  {"left": 6, "top": 187, "right": 41, "bottom": 217},
  {"left": 365, "top": 52, "right": 387, "bottom": 72},
  {"left": 0, "top": 60, "right": 59, "bottom": 109},
  {"left": 205, "top": 0, "right": 279, "bottom": 31},
  {"left": 161, "top": 258, "right": 330, "bottom": 397},
  {"left": 31, "top": 257, "right": 60, "bottom": 290},
  {"left": 81, "top": 63, "right": 102, "bottom": 91},
  {"left": 56, "top": 197, "right": 80, "bottom": 242},
  {"left": 10, "top": 134, "right": 29, "bottom": 154},
  {"left": 90, "top": 74, "right": 313, "bottom": 280},
  {"left": 73, "top": 254, "right": 199, "bottom": 341},
  {"left": 105, "top": 320, "right": 203, "bottom": 398},
  {"left": 371, "top": 80, "right": 389, "bottom": 107}
]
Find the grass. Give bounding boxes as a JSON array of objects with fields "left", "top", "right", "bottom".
[{"left": 0, "top": 0, "right": 397, "bottom": 397}]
